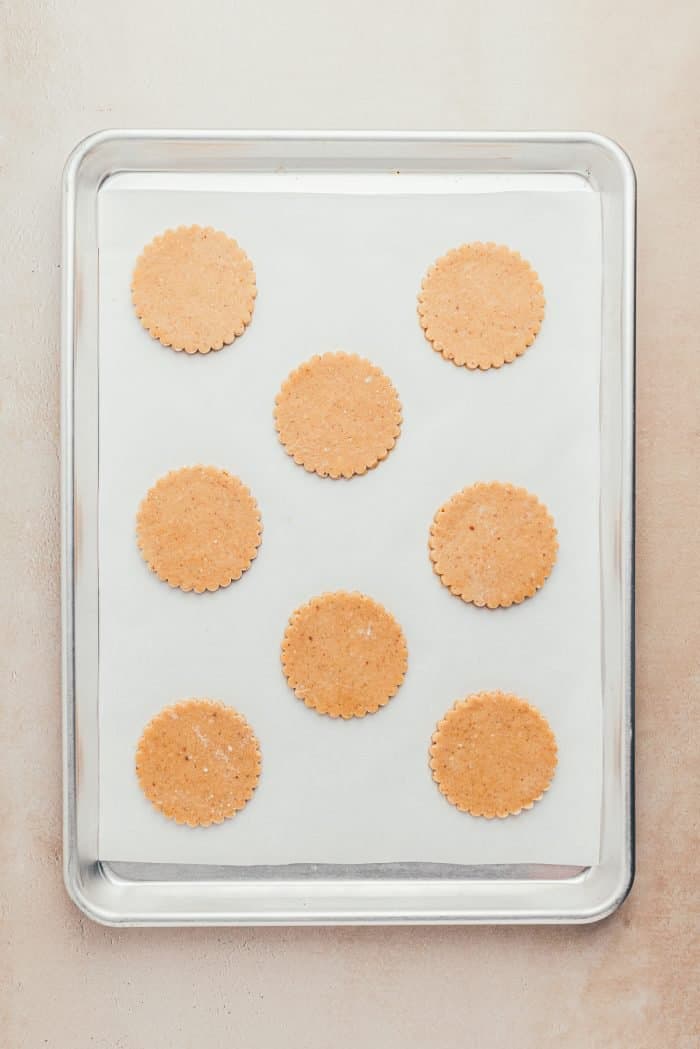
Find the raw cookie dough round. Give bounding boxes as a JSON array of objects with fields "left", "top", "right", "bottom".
[
  {"left": 429, "top": 482, "right": 557, "bottom": 608},
  {"left": 274, "top": 352, "right": 402, "bottom": 478},
  {"left": 430, "top": 691, "right": 557, "bottom": 818},
  {"left": 418, "top": 242, "right": 545, "bottom": 369},
  {"left": 136, "top": 699, "right": 261, "bottom": 827},
  {"left": 136, "top": 465, "right": 262, "bottom": 593},
  {"left": 131, "top": 225, "right": 256, "bottom": 353},
  {"left": 281, "top": 591, "right": 408, "bottom": 718}
]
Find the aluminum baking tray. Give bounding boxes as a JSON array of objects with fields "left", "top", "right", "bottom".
[{"left": 61, "top": 130, "right": 635, "bottom": 925}]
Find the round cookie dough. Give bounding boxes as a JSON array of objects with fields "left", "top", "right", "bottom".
[
  {"left": 136, "top": 465, "right": 262, "bottom": 593},
  {"left": 281, "top": 591, "right": 408, "bottom": 718},
  {"left": 429, "top": 482, "right": 557, "bottom": 608},
  {"left": 430, "top": 691, "right": 557, "bottom": 818},
  {"left": 417, "top": 242, "right": 545, "bottom": 369},
  {"left": 131, "top": 225, "right": 256, "bottom": 353},
  {"left": 274, "top": 352, "right": 402, "bottom": 479},
  {"left": 136, "top": 699, "right": 261, "bottom": 827}
]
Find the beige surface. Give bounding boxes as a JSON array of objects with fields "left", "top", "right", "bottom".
[{"left": 1, "top": 0, "right": 698, "bottom": 1045}]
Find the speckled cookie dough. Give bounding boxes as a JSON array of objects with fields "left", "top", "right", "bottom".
[
  {"left": 274, "top": 352, "right": 402, "bottom": 478},
  {"left": 136, "top": 465, "right": 262, "bottom": 593},
  {"left": 429, "top": 482, "right": 557, "bottom": 608},
  {"left": 430, "top": 691, "right": 558, "bottom": 818},
  {"left": 131, "top": 225, "right": 256, "bottom": 353},
  {"left": 281, "top": 591, "right": 408, "bottom": 718},
  {"left": 418, "top": 242, "right": 545, "bottom": 369},
  {"left": 136, "top": 699, "right": 261, "bottom": 827}
]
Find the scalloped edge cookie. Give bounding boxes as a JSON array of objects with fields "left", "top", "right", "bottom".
[
  {"left": 274, "top": 352, "right": 402, "bottom": 479},
  {"left": 418, "top": 242, "right": 545, "bottom": 369},
  {"left": 131, "top": 225, "right": 257, "bottom": 354},
  {"left": 281, "top": 590, "right": 408, "bottom": 718},
  {"left": 429, "top": 481, "right": 558, "bottom": 608},
  {"left": 429, "top": 691, "right": 558, "bottom": 818},
  {"left": 136, "top": 465, "right": 262, "bottom": 593},
  {"left": 136, "top": 699, "right": 262, "bottom": 827}
]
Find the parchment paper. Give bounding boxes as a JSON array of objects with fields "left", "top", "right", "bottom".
[{"left": 97, "top": 176, "right": 602, "bottom": 866}]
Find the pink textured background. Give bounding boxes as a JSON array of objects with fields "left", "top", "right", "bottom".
[{"left": 2, "top": 1, "right": 698, "bottom": 1045}]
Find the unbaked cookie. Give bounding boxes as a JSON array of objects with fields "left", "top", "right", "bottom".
[
  {"left": 136, "top": 465, "right": 262, "bottom": 593},
  {"left": 131, "top": 225, "right": 256, "bottom": 353},
  {"left": 430, "top": 691, "right": 557, "bottom": 818},
  {"left": 136, "top": 699, "right": 261, "bottom": 827},
  {"left": 429, "top": 482, "right": 557, "bottom": 608},
  {"left": 274, "top": 352, "right": 402, "bottom": 478},
  {"left": 418, "top": 242, "right": 544, "bottom": 369},
  {"left": 281, "top": 591, "right": 408, "bottom": 718}
]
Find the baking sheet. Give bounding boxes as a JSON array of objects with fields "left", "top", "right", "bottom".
[{"left": 97, "top": 178, "right": 602, "bottom": 866}]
